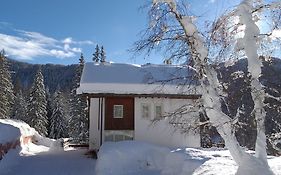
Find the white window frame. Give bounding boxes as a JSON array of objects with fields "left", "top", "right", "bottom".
[
  {"left": 113, "top": 105, "right": 123, "bottom": 118},
  {"left": 154, "top": 104, "right": 163, "bottom": 119},
  {"left": 141, "top": 103, "right": 151, "bottom": 119}
]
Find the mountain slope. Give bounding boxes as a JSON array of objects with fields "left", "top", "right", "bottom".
[{"left": 8, "top": 59, "right": 77, "bottom": 93}]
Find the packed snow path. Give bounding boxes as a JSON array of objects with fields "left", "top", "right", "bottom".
[{"left": 1, "top": 144, "right": 96, "bottom": 175}]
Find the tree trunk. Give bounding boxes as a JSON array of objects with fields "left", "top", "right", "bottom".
[{"left": 237, "top": 0, "right": 269, "bottom": 167}]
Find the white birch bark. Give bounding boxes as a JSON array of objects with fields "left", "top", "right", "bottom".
[
  {"left": 156, "top": 0, "right": 248, "bottom": 166},
  {"left": 236, "top": 0, "right": 268, "bottom": 166},
  {"left": 152, "top": 0, "right": 275, "bottom": 174}
]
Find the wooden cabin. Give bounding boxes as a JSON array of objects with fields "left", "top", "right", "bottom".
[{"left": 77, "top": 62, "right": 201, "bottom": 150}]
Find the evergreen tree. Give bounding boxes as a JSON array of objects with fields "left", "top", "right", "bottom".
[
  {"left": 69, "top": 54, "right": 88, "bottom": 142},
  {"left": 13, "top": 77, "right": 22, "bottom": 95},
  {"left": 45, "top": 87, "right": 53, "bottom": 136},
  {"left": 79, "top": 53, "right": 85, "bottom": 65},
  {"left": 0, "top": 50, "right": 14, "bottom": 119},
  {"left": 92, "top": 45, "right": 100, "bottom": 63},
  {"left": 49, "top": 88, "right": 67, "bottom": 139},
  {"left": 12, "top": 90, "right": 27, "bottom": 121},
  {"left": 100, "top": 46, "right": 106, "bottom": 63},
  {"left": 27, "top": 68, "right": 48, "bottom": 136}
]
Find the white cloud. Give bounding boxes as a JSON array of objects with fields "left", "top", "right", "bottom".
[
  {"left": 62, "top": 37, "right": 73, "bottom": 44},
  {"left": 71, "top": 47, "right": 82, "bottom": 53},
  {"left": 50, "top": 49, "right": 75, "bottom": 58},
  {"left": 0, "top": 28, "right": 94, "bottom": 60},
  {"left": 62, "top": 37, "right": 94, "bottom": 45},
  {"left": 77, "top": 40, "right": 94, "bottom": 45},
  {"left": 209, "top": 0, "right": 216, "bottom": 3}
]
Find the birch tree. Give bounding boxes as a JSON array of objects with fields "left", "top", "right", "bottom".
[{"left": 135, "top": 0, "right": 281, "bottom": 174}]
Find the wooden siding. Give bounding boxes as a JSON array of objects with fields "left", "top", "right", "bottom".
[{"left": 105, "top": 97, "right": 134, "bottom": 130}]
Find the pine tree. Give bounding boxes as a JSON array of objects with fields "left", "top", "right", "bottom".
[
  {"left": 49, "top": 88, "right": 67, "bottom": 139},
  {"left": 13, "top": 77, "right": 22, "bottom": 95},
  {"left": 45, "top": 87, "right": 53, "bottom": 136},
  {"left": 79, "top": 53, "right": 85, "bottom": 65},
  {"left": 93, "top": 45, "right": 100, "bottom": 63},
  {"left": 12, "top": 90, "right": 27, "bottom": 121},
  {"left": 0, "top": 49, "right": 14, "bottom": 119},
  {"left": 69, "top": 54, "right": 88, "bottom": 142},
  {"left": 27, "top": 68, "right": 48, "bottom": 136},
  {"left": 100, "top": 46, "right": 106, "bottom": 63}
]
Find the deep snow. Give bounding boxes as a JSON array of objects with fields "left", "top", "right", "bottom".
[
  {"left": 0, "top": 143, "right": 96, "bottom": 175},
  {"left": 0, "top": 119, "right": 96, "bottom": 175},
  {"left": 77, "top": 62, "right": 198, "bottom": 95},
  {"left": 1, "top": 120, "right": 280, "bottom": 175},
  {"left": 0, "top": 122, "right": 20, "bottom": 143},
  {"left": 1, "top": 139, "right": 280, "bottom": 175},
  {"left": 95, "top": 141, "right": 281, "bottom": 175},
  {"left": 0, "top": 119, "right": 34, "bottom": 143}
]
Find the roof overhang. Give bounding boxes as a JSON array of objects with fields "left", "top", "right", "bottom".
[
  {"left": 81, "top": 92, "right": 201, "bottom": 99},
  {"left": 77, "top": 83, "right": 200, "bottom": 96}
]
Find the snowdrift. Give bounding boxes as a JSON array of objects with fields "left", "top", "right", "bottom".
[
  {"left": 0, "top": 119, "right": 29, "bottom": 161},
  {"left": 0, "top": 119, "right": 62, "bottom": 161},
  {"left": 0, "top": 119, "right": 35, "bottom": 145},
  {"left": 95, "top": 141, "right": 211, "bottom": 175},
  {"left": 0, "top": 121, "right": 21, "bottom": 144},
  {"left": 95, "top": 141, "right": 281, "bottom": 175}
]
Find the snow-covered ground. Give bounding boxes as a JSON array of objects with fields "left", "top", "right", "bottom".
[
  {"left": 1, "top": 140, "right": 281, "bottom": 175},
  {"left": 96, "top": 141, "right": 281, "bottom": 175},
  {"left": 0, "top": 119, "right": 96, "bottom": 175},
  {"left": 0, "top": 142, "right": 96, "bottom": 175},
  {"left": 1, "top": 120, "right": 280, "bottom": 175}
]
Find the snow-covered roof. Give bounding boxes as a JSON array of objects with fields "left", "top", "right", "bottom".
[{"left": 77, "top": 62, "right": 199, "bottom": 95}]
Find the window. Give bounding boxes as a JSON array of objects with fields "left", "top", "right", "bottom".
[
  {"left": 105, "top": 135, "right": 114, "bottom": 142},
  {"left": 115, "top": 135, "right": 124, "bottom": 142},
  {"left": 141, "top": 103, "right": 150, "bottom": 119},
  {"left": 155, "top": 105, "right": 163, "bottom": 119},
  {"left": 104, "top": 131, "right": 134, "bottom": 142},
  {"left": 113, "top": 105, "right": 123, "bottom": 118}
]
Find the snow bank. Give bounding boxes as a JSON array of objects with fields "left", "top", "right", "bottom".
[
  {"left": 95, "top": 141, "right": 209, "bottom": 175},
  {"left": 0, "top": 121, "right": 21, "bottom": 144},
  {"left": 0, "top": 119, "right": 62, "bottom": 152},
  {"left": 0, "top": 119, "right": 35, "bottom": 139},
  {"left": 32, "top": 132, "right": 63, "bottom": 151},
  {"left": 0, "top": 148, "right": 21, "bottom": 172},
  {"left": 0, "top": 120, "right": 25, "bottom": 163},
  {"left": 95, "top": 141, "right": 281, "bottom": 175},
  {"left": 95, "top": 141, "right": 169, "bottom": 175}
]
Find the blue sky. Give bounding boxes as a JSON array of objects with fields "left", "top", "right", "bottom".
[{"left": 0, "top": 0, "right": 244, "bottom": 65}]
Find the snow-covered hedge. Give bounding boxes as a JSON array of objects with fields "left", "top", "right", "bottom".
[
  {"left": 0, "top": 120, "right": 22, "bottom": 160},
  {"left": 0, "top": 119, "right": 62, "bottom": 160},
  {"left": 0, "top": 122, "right": 21, "bottom": 144},
  {"left": 0, "top": 119, "right": 36, "bottom": 145}
]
